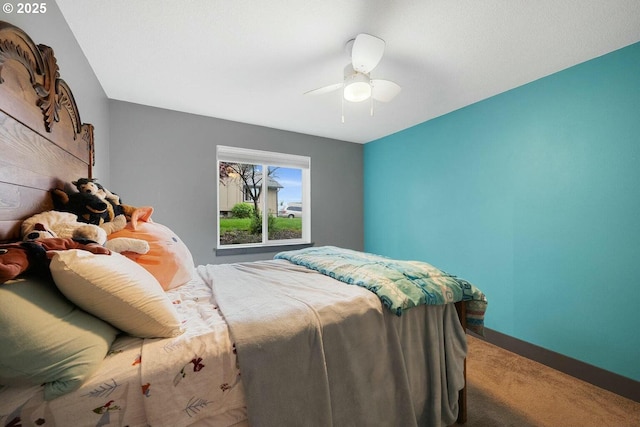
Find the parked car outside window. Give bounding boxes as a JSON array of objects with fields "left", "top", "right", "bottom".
[{"left": 278, "top": 204, "right": 302, "bottom": 218}]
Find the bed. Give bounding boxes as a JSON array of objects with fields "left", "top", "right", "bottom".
[{"left": 0, "top": 21, "right": 487, "bottom": 427}]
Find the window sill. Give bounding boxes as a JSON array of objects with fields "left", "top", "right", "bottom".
[{"left": 215, "top": 242, "right": 314, "bottom": 257}]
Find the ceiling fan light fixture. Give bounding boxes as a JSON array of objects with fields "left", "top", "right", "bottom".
[
  {"left": 343, "top": 72, "right": 371, "bottom": 102},
  {"left": 305, "top": 34, "right": 400, "bottom": 118}
]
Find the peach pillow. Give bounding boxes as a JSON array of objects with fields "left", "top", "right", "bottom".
[{"left": 108, "top": 221, "right": 194, "bottom": 290}]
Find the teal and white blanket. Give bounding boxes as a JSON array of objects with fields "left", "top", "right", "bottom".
[{"left": 276, "top": 246, "right": 487, "bottom": 334}]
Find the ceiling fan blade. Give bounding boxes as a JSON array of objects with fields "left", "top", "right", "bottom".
[
  {"left": 371, "top": 79, "right": 401, "bottom": 102},
  {"left": 351, "top": 33, "right": 385, "bottom": 74},
  {"left": 304, "top": 83, "right": 343, "bottom": 96}
]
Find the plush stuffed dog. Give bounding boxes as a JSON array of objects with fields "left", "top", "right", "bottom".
[
  {"left": 72, "top": 178, "right": 121, "bottom": 205},
  {"left": 53, "top": 186, "right": 151, "bottom": 231},
  {"left": 50, "top": 188, "right": 127, "bottom": 235},
  {"left": 21, "top": 212, "right": 150, "bottom": 256},
  {"left": 22, "top": 211, "right": 108, "bottom": 243}
]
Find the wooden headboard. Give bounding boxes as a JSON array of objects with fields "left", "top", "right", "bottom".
[{"left": 0, "top": 21, "right": 93, "bottom": 242}]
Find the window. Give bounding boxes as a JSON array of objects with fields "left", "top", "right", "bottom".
[
  {"left": 243, "top": 187, "right": 251, "bottom": 202},
  {"left": 217, "top": 146, "right": 310, "bottom": 249}
]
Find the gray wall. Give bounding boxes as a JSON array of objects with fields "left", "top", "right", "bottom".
[
  {"left": 6, "top": 5, "right": 111, "bottom": 182},
  {"left": 7, "top": 8, "right": 363, "bottom": 266},
  {"left": 108, "top": 100, "right": 364, "bottom": 266}
]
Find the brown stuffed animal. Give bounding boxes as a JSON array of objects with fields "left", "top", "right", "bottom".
[
  {"left": 0, "top": 246, "right": 29, "bottom": 284},
  {"left": 51, "top": 187, "right": 152, "bottom": 232},
  {"left": 0, "top": 238, "right": 111, "bottom": 284}
]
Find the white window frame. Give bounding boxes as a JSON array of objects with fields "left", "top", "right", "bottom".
[{"left": 217, "top": 145, "right": 311, "bottom": 249}]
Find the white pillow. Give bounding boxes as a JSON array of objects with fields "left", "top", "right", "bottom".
[{"left": 50, "top": 250, "right": 183, "bottom": 338}]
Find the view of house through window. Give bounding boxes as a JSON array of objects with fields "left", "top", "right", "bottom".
[{"left": 217, "top": 146, "right": 310, "bottom": 248}]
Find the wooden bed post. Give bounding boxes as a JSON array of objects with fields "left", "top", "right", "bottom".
[{"left": 455, "top": 301, "right": 468, "bottom": 424}]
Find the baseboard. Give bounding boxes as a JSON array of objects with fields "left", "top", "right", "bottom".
[{"left": 469, "top": 328, "right": 640, "bottom": 403}]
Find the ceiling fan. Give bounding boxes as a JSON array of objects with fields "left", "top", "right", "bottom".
[{"left": 305, "top": 33, "right": 401, "bottom": 122}]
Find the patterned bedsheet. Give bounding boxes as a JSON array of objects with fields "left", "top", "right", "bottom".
[
  {"left": 0, "top": 275, "right": 248, "bottom": 427},
  {"left": 276, "top": 246, "right": 488, "bottom": 334}
]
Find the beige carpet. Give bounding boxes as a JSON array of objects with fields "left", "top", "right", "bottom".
[{"left": 459, "top": 335, "right": 640, "bottom": 427}]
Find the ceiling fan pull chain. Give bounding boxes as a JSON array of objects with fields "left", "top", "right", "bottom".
[
  {"left": 370, "top": 89, "right": 374, "bottom": 117},
  {"left": 341, "top": 89, "right": 345, "bottom": 123}
]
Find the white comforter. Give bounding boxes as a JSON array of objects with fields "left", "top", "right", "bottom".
[{"left": 204, "top": 259, "right": 467, "bottom": 427}]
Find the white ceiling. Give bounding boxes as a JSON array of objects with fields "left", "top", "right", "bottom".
[{"left": 56, "top": 0, "right": 640, "bottom": 144}]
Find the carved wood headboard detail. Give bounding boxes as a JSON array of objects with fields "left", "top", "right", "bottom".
[{"left": 0, "top": 20, "right": 93, "bottom": 241}]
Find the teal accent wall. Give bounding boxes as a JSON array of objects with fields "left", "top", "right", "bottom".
[{"left": 364, "top": 42, "right": 640, "bottom": 381}]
